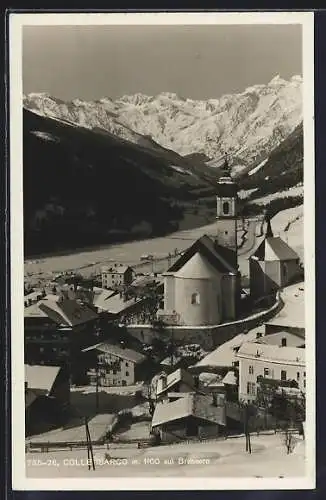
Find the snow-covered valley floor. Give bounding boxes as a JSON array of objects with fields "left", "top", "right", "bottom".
[{"left": 26, "top": 433, "right": 305, "bottom": 478}]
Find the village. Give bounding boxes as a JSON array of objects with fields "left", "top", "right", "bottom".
[{"left": 24, "top": 159, "right": 306, "bottom": 476}]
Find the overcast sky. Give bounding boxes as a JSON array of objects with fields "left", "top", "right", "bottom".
[{"left": 23, "top": 24, "right": 302, "bottom": 101}]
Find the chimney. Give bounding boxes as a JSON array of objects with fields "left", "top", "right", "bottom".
[{"left": 281, "top": 337, "right": 287, "bottom": 347}]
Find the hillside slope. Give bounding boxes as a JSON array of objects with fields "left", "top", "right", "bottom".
[
  {"left": 23, "top": 107, "right": 304, "bottom": 257},
  {"left": 23, "top": 109, "right": 217, "bottom": 256},
  {"left": 238, "top": 123, "right": 303, "bottom": 216}
]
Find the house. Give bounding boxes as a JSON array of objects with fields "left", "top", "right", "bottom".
[
  {"left": 256, "top": 331, "right": 305, "bottom": 348},
  {"left": 236, "top": 341, "right": 305, "bottom": 404},
  {"left": 195, "top": 327, "right": 262, "bottom": 370},
  {"left": 24, "top": 289, "right": 46, "bottom": 307},
  {"left": 92, "top": 288, "right": 117, "bottom": 313},
  {"left": 159, "top": 235, "right": 240, "bottom": 327},
  {"left": 249, "top": 219, "right": 302, "bottom": 299},
  {"left": 24, "top": 296, "right": 100, "bottom": 384},
  {"left": 101, "top": 264, "right": 134, "bottom": 289},
  {"left": 151, "top": 392, "right": 226, "bottom": 443},
  {"left": 25, "top": 364, "right": 70, "bottom": 436},
  {"left": 82, "top": 342, "right": 147, "bottom": 387},
  {"left": 155, "top": 368, "right": 198, "bottom": 402}
]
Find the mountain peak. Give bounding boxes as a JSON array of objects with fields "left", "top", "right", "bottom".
[
  {"left": 269, "top": 75, "right": 287, "bottom": 86},
  {"left": 23, "top": 76, "right": 302, "bottom": 171}
]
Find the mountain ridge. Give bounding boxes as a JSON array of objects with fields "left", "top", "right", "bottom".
[{"left": 24, "top": 74, "right": 302, "bottom": 172}]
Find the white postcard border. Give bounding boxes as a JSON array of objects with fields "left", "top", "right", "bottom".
[{"left": 9, "top": 10, "right": 315, "bottom": 491}]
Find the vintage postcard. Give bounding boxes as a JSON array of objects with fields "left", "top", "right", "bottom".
[{"left": 9, "top": 11, "right": 315, "bottom": 490}]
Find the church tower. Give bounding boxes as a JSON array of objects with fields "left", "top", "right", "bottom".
[{"left": 216, "top": 154, "right": 238, "bottom": 254}]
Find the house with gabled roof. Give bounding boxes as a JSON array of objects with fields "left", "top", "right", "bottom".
[
  {"left": 25, "top": 364, "right": 70, "bottom": 436},
  {"left": 82, "top": 342, "right": 148, "bottom": 387},
  {"left": 151, "top": 392, "right": 226, "bottom": 443},
  {"left": 155, "top": 367, "right": 199, "bottom": 401},
  {"left": 24, "top": 296, "right": 100, "bottom": 384},
  {"left": 249, "top": 218, "right": 302, "bottom": 299},
  {"left": 159, "top": 234, "right": 241, "bottom": 327},
  {"left": 236, "top": 340, "right": 305, "bottom": 404}
]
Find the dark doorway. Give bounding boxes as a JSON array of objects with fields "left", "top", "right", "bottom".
[{"left": 186, "top": 418, "right": 199, "bottom": 437}]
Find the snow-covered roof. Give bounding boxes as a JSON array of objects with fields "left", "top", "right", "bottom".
[
  {"left": 253, "top": 237, "right": 299, "bottom": 262},
  {"left": 222, "top": 371, "right": 237, "bottom": 386},
  {"left": 236, "top": 342, "right": 305, "bottom": 365},
  {"left": 93, "top": 288, "right": 117, "bottom": 310},
  {"left": 174, "top": 252, "right": 221, "bottom": 280},
  {"left": 25, "top": 365, "right": 61, "bottom": 393},
  {"left": 156, "top": 368, "right": 195, "bottom": 396},
  {"left": 152, "top": 395, "right": 193, "bottom": 427},
  {"left": 93, "top": 293, "right": 143, "bottom": 314},
  {"left": 195, "top": 327, "right": 262, "bottom": 368},
  {"left": 257, "top": 331, "right": 304, "bottom": 348},
  {"left": 152, "top": 393, "right": 226, "bottom": 427},
  {"left": 266, "top": 282, "right": 305, "bottom": 329},
  {"left": 24, "top": 297, "right": 98, "bottom": 326},
  {"left": 101, "top": 265, "right": 131, "bottom": 274},
  {"left": 82, "top": 342, "right": 146, "bottom": 364}
]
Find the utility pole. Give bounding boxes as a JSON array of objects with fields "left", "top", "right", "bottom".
[
  {"left": 170, "top": 326, "right": 174, "bottom": 368},
  {"left": 85, "top": 417, "right": 95, "bottom": 471},
  {"left": 95, "top": 357, "right": 99, "bottom": 414}
]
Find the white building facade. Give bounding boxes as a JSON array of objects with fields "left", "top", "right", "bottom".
[{"left": 236, "top": 341, "right": 305, "bottom": 403}]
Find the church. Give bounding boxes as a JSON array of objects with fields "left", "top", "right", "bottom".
[
  {"left": 159, "top": 156, "right": 302, "bottom": 328},
  {"left": 249, "top": 218, "right": 302, "bottom": 299},
  {"left": 159, "top": 157, "right": 241, "bottom": 327}
]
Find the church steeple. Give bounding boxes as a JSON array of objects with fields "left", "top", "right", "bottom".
[
  {"left": 215, "top": 152, "right": 238, "bottom": 255},
  {"left": 221, "top": 152, "right": 231, "bottom": 178}
]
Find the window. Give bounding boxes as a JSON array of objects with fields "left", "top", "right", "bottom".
[
  {"left": 126, "top": 371, "right": 129, "bottom": 377},
  {"left": 297, "top": 372, "right": 300, "bottom": 381},
  {"left": 304, "top": 372, "right": 306, "bottom": 378},
  {"left": 191, "top": 292, "right": 200, "bottom": 305},
  {"left": 281, "top": 370, "right": 287, "bottom": 381},
  {"left": 247, "top": 382, "right": 255, "bottom": 396},
  {"left": 249, "top": 365, "right": 254, "bottom": 375},
  {"left": 225, "top": 231, "right": 228, "bottom": 235},
  {"left": 303, "top": 380, "right": 306, "bottom": 389},
  {"left": 264, "top": 368, "right": 269, "bottom": 377},
  {"left": 223, "top": 201, "right": 230, "bottom": 215},
  {"left": 40, "top": 347, "right": 44, "bottom": 353},
  {"left": 125, "top": 362, "right": 129, "bottom": 367}
]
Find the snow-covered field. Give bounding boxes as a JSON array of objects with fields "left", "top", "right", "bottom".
[
  {"left": 24, "top": 205, "right": 303, "bottom": 288},
  {"left": 249, "top": 185, "right": 303, "bottom": 205},
  {"left": 26, "top": 433, "right": 305, "bottom": 478}
]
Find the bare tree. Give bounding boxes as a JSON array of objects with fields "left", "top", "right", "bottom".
[{"left": 283, "top": 427, "right": 295, "bottom": 454}]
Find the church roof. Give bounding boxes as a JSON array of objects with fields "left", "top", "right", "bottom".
[
  {"left": 168, "top": 235, "right": 238, "bottom": 275},
  {"left": 174, "top": 252, "right": 221, "bottom": 280},
  {"left": 252, "top": 237, "right": 299, "bottom": 262}
]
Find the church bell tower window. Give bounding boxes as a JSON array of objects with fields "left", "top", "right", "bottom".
[{"left": 223, "top": 202, "right": 230, "bottom": 215}]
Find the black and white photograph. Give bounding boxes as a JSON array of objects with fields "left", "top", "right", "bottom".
[{"left": 10, "top": 11, "right": 315, "bottom": 490}]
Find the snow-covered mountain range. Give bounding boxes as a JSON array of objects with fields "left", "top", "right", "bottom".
[{"left": 23, "top": 74, "right": 302, "bottom": 171}]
